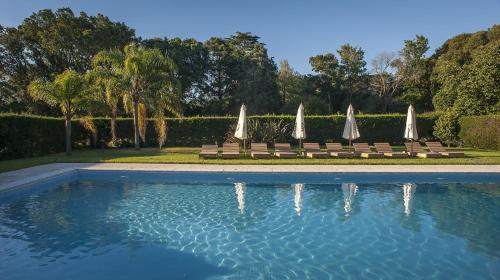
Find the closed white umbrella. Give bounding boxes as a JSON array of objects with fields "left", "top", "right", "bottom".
[
  {"left": 292, "top": 103, "right": 306, "bottom": 155},
  {"left": 342, "top": 104, "right": 360, "bottom": 151},
  {"left": 234, "top": 104, "right": 248, "bottom": 155},
  {"left": 404, "top": 105, "right": 418, "bottom": 156}
]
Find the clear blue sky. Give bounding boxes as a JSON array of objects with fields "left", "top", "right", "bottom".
[{"left": 1, "top": 0, "right": 498, "bottom": 73}]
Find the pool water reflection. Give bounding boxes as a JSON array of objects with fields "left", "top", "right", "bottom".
[{"left": 0, "top": 173, "right": 499, "bottom": 279}]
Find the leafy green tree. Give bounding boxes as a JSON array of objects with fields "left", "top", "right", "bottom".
[
  {"left": 121, "top": 43, "right": 180, "bottom": 149},
  {"left": 394, "top": 35, "right": 433, "bottom": 110},
  {"left": 88, "top": 49, "right": 126, "bottom": 144},
  {"left": 28, "top": 70, "right": 88, "bottom": 154},
  {"left": 141, "top": 37, "right": 209, "bottom": 114},
  {"left": 199, "top": 32, "right": 280, "bottom": 115},
  {"left": 309, "top": 53, "right": 340, "bottom": 112},
  {"left": 0, "top": 8, "right": 135, "bottom": 113},
  {"left": 454, "top": 40, "right": 500, "bottom": 115},
  {"left": 432, "top": 25, "right": 499, "bottom": 115},
  {"left": 277, "top": 60, "right": 303, "bottom": 105},
  {"left": 433, "top": 109, "right": 461, "bottom": 146},
  {"left": 230, "top": 32, "right": 280, "bottom": 114},
  {"left": 337, "top": 44, "right": 368, "bottom": 96}
]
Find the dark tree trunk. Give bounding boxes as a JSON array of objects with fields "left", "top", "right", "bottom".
[
  {"left": 132, "top": 97, "right": 140, "bottom": 150},
  {"left": 111, "top": 106, "right": 118, "bottom": 144},
  {"left": 65, "top": 114, "right": 72, "bottom": 155}
]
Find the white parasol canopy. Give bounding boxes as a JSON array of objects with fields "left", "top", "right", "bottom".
[
  {"left": 404, "top": 105, "right": 418, "bottom": 140},
  {"left": 234, "top": 104, "right": 247, "bottom": 140},
  {"left": 342, "top": 105, "right": 360, "bottom": 149},
  {"left": 292, "top": 103, "right": 306, "bottom": 140}
]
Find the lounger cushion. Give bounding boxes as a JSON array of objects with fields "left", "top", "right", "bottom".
[
  {"left": 360, "top": 152, "right": 384, "bottom": 158},
  {"left": 306, "top": 152, "right": 329, "bottom": 158},
  {"left": 275, "top": 152, "right": 296, "bottom": 158}
]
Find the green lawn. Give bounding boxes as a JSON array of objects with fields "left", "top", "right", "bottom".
[{"left": 0, "top": 146, "right": 499, "bottom": 173}]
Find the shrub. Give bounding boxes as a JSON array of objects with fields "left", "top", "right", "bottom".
[
  {"left": 459, "top": 115, "right": 500, "bottom": 150},
  {"left": 0, "top": 113, "right": 438, "bottom": 159},
  {"left": 433, "top": 110, "right": 461, "bottom": 146}
]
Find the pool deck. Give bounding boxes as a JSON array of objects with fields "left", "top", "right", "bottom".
[{"left": 0, "top": 163, "right": 499, "bottom": 191}]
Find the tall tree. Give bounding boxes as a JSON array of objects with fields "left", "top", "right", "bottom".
[
  {"left": 432, "top": 24, "right": 499, "bottom": 112},
  {"left": 370, "top": 52, "right": 402, "bottom": 112},
  {"left": 28, "top": 70, "right": 88, "bottom": 154},
  {"left": 0, "top": 8, "right": 135, "bottom": 113},
  {"left": 394, "top": 35, "right": 433, "bottom": 109},
  {"left": 141, "top": 37, "right": 209, "bottom": 114},
  {"left": 88, "top": 49, "right": 126, "bottom": 144},
  {"left": 229, "top": 32, "right": 280, "bottom": 114},
  {"left": 277, "top": 60, "right": 302, "bottom": 105},
  {"left": 337, "top": 44, "right": 368, "bottom": 96},
  {"left": 121, "top": 43, "right": 180, "bottom": 149},
  {"left": 309, "top": 53, "right": 340, "bottom": 113}
]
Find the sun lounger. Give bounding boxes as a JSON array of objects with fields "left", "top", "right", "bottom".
[
  {"left": 274, "top": 143, "right": 297, "bottom": 159},
  {"left": 325, "top": 143, "right": 354, "bottom": 158},
  {"left": 353, "top": 143, "right": 384, "bottom": 158},
  {"left": 199, "top": 144, "right": 218, "bottom": 159},
  {"left": 251, "top": 143, "right": 271, "bottom": 159},
  {"left": 404, "top": 142, "right": 442, "bottom": 158},
  {"left": 374, "top": 143, "right": 407, "bottom": 158},
  {"left": 222, "top": 143, "right": 240, "bottom": 159},
  {"left": 425, "top": 142, "right": 465, "bottom": 158},
  {"left": 303, "top": 143, "right": 329, "bottom": 158}
]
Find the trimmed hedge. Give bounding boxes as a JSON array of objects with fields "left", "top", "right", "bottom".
[
  {"left": 0, "top": 113, "right": 438, "bottom": 160},
  {"left": 459, "top": 115, "right": 499, "bottom": 150}
]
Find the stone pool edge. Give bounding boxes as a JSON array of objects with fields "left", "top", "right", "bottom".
[{"left": 1, "top": 163, "right": 499, "bottom": 192}]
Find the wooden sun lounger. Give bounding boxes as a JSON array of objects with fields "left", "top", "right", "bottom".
[
  {"left": 199, "top": 144, "right": 218, "bottom": 159},
  {"left": 303, "top": 143, "right": 329, "bottom": 158},
  {"left": 274, "top": 143, "right": 297, "bottom": 158},
  {"left": 404, "top": 142, "right": 442, "bottom": 158},
  {"left": 374, "top": 143, "right": 407, "bottom": 158},
  {"left": 251, "top": 143, "right": 271, "bottom": 159},
  {"left": 353, "top": 143, "right": 384, "bottom": 158},
  {"left": 325, "top": 143, "right": 354, "bottom": 158},
  {"left": 222, "top": 143, "right": 240, "bottom": 159},
  {"left": 425, "top": 142, "right": 465, "bottom": 158}
]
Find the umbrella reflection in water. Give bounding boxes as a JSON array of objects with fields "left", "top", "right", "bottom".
[
  {"left": 342, "top": 183, "right": 358, "bottom": 216},
  {"left": 234, "top": 182, "right": 246, "bottom": 214},
  {"left": 293, "top": 183, "right": 304, "bottom": 216},
  {"left": 403, "top": 183, "right": 417, "bottom": 216}
]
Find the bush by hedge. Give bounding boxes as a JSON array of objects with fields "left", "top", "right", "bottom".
[
  {"left": 459, "top": 115, "right": 500, "bottom": 150},
  {"left": 0, "top": 113, "right": 438, "bottom": 160}
]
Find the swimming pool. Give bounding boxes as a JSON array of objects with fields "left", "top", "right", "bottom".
[{"left": 1, "top": 171, "right": 499, "bottom": 279}]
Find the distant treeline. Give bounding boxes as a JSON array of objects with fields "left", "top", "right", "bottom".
[{"left": 1, "top": 8, "right": 498, "bottom": 117}]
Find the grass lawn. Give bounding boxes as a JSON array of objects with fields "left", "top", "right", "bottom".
[{"left": 0, "top": 146, "right": 499, "bottom": 173}]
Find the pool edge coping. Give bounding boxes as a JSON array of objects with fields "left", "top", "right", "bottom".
[{"left": 1, "top": 163, "right": 499, "bottom": 192}]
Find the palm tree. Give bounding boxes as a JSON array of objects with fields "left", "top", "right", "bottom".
[
  {"left": 121, "top": 43, "right": 181, "bottom": 150},
  {"left": 88, "top": 49, "right": 126, "bottom": 145},
  {"left": 28, "top": 70, "right": 88, "bottom": 155}
]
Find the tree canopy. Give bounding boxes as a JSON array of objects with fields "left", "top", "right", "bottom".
[{"left": 1, "top": 8, "right": 498, "bottom": 119}]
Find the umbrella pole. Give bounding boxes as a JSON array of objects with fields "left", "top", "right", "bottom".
[
  {"left": 244, "top": 139, "right": 246, "bottom": 157},
  {"left": 411, "top": 139, "right": 413, "bottom": 158},
  {"left": 299, "top": 139, "right": 302, "bottom": 157}
]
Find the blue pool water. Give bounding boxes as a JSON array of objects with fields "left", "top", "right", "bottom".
[{"left": 0, "top": 171, "right": 499, "bottom": 279}]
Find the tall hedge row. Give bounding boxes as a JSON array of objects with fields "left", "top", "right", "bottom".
[
  {"left": 0, "top": 113, "right": 438, "bottom": 160},
  {"left": 459, "top": 115, "right": 499, "bottom": 150}
]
